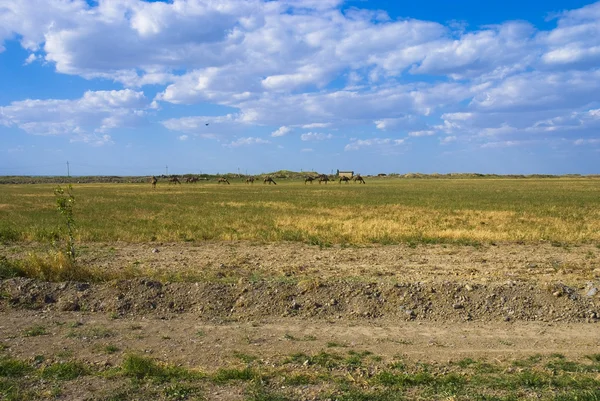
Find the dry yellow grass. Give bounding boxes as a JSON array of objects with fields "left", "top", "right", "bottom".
[{"left": 0, "top": 178, "right": 599, "bottom": 245}]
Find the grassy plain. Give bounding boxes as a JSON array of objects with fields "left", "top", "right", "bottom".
[{"left": 1, "top": 177, "right": 599, "bottom": 246}]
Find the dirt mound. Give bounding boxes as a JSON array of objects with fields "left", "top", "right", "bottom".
[{"left": 2, "top": 277, "right": 598, "bottom": 323}]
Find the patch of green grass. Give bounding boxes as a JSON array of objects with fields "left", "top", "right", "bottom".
[
  {"left": 246, "top": 383, "right": 291, "bottom": 401},
  {"left": 374, "top": 371, "right": 435, "bottom": 387},
  {"left": 0, "top": 256, "right": 24, "bottom": 279},
  {"left": 586, "top": 354, "right": 600, "bottom": 363},
  {"left": 23, "top": 325, "right": 47, "bottom": 337},
  {"left": 104, "top": 345, "right": 120, "bottom": 354},
  {"left": 282, "top": 373, "right": 317, "bottom": 385},
  {"left": 41, "top": 361, "right": 88, "bottom": 380},
  {"left": 327, "top": 341, "right": 347, "bottom": 348},
  {"left": 285, "top": 351, "right": 343, "bottom": 369},
  {"left": 163, "top": 383, "right": 200, "bottom": 400},
  {"left": 121, "top": 354, "right": 200, "bottom": 383},
  {"left": 233, "top": 351, "right": 258, "bottom": 364},
  {"left": 0, "top": 358, "right": 32, "bottom": 377},
  {"left": 454, "top": 357, "right": 477, "bottom": 368}
]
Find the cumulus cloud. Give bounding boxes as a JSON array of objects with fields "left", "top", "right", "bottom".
[
  {"left": 408, "top": 130, "right": 435, "bottom": 137},
  {"left": 161, "top": 114, "right": 242, "bottom": 138},
  {"left": 0, "top": 89, "right": 148, "bottom": 143},
  {"left": 271, "top": 126, "right": 291, "bottom": 137},
  {"left": 440, "top": 136, "right": 457, "bottom": 145},
  {"left": 225, "top": 137, "right": 270, "bottom": 147},
  {"left": 2, "top": 0, "right": 600, "bottom": 155},
  {"left": 302, "top": 122, "right": 331, "bottom": 129},
  {"left": 300, "top": 132, "right": 333, "bottom": 141},
  {"left": 344, "top": 138, "right": 405, "bottom": 151}
]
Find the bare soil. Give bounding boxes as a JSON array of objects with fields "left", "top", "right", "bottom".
[{"left": 1, "top": 242, "right": 600, "bottom": 399}]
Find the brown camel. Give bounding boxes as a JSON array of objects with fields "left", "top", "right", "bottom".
[
  {"left": 263, "top": 176, "right": 277, "bottom": 185},
  {"left": 150, "top": 176, "right": 157, "bottom": 189},
  {"left": 245, "top": 176, "right": 255, "bottom": 184},
  {"left": 339, "top": 176, "right": 351, "bottom": 184},
  {"left": 218, "top": 177, "right": 230, "bottom": 184},
  {"left": 353, "top": 174, "right": 366, "bottom": 184},
  {"left": 304, "top": 176, "right": 315, "bottom": 184},
  {"left": 168, "top": 176, "right": 181, "bottom": 184},
  {"left": 318, "top": 174, "right": 329, "bottom": 184}
]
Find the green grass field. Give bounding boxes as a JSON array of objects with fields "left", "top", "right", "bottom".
[{"left": 1, "top": 177, "right": 599, "bottom": 245}]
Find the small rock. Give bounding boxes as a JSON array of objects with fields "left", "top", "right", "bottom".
[
  {"left": 453, "top": 303, "right": 464, "bottom": 309},
  {"left": 464, "top": 284, "right": 473, "bottom": 292},
  {"left": 586, "top": 287, "right": 598, "bottom": 297},
  {"left": 152, "top": 248, "right": 159, "bottom": 253}
]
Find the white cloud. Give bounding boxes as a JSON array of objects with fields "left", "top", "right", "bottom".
[
  {"left": 301, "top": 148, "right": 314, "bottom": 152},
  {"left": 225, "top": 137, "right": 270, "bottom": 147},
  {"left": 300, "top": 132, "right": 333, "bottom": 141},
  {"left": 345, "top": 138, "right": 404, "bottom": 151},
  {"left": 24, "top": 54, "right": 37, "bottom": 65},
  {"left": 440, "top": 136, "right": 457, "bottom": 144},
  {"left": 271, "top": 126, "right": 291, "bottom": 137},
  {"left": 0, "top": 90, "right": 149, "bottom": 141},
  {"left": 480, "top": 140, "right": 522, "bottom": 149},
  {"left": 161, "top": 114, "right": 242, "bottom": 138},
  {"left": 574, "top": 138, "right": 600, "bottom": 145},
  {"left": 302, "top": 122, "right": 331, "bottom": 129},
  {"left": 179, "top": 135, "right": 189, "bottom": 141},
  {"left": 408, "top": 130, "right": 435, "bottom": 137},
  {"left": 2, "top": 0, "right": 600, "bottom": 160}
]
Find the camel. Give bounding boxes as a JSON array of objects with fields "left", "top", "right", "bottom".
[
  {"left": 150, "top": 176, "right": 157, "bottom": 189},
  {"left": 168, "top": 176, "right": 181, "bottom": 184},
  {"left": 245, "top": 176, "right": 255, "bottom": 184},
  {"left": 263, "top": 176, "right": 277, "bottom": 185},
  {"left": 353, "top": 174, "right": 366, "bottom": 184},
  {"left": 304, "top": 176, "right": 315, "bottom": 184},
  {"left": 185, "top": 177, "right": 199, "bottom": 183},
  {"left": 339, "top": 176, "right": 351, "bottom": 184},
  {"left": 218, "top": 177, "right": 230, "bottom": 185},
  {"left": 318, "top": 174, "right": 329, "bottom": 184}
]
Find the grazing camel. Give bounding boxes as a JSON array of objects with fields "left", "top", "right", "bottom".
[
  {"left": 218, "top": 177, "right": 230, "bottom": 184},
  {"left": 353, "top": 174, "right": 366, "bottom": 184},
  {"left": 339, "top": 176, "right": 351, "bottom": 184},
  {"left": 245, "top": 176, "right": 255, "bottom": 184},
  {"left": 150, "top": 176, "right": 157, "bottom": 189},
  {"left": 304, "top": 176, "right": 315, "bottom": 184},
  {"left": 318, "top": 174, "right": 329, "bottom": 184},
  {"left": 168, "top": 176, "right": 181, "bottom": 184},
  {"left": 263, "top": 176, "right": 277, "bottom": 185},
  {"left": 185, "top": 177, "right": 199, "bottom": 183}
]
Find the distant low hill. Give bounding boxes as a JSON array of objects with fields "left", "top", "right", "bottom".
[{"left": 0, "top": 172, "right": 597, "bottom": 184}]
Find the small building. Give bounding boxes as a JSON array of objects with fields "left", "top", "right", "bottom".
[{"left": 337, "top": 170, "right": 354, "bottom": 178}]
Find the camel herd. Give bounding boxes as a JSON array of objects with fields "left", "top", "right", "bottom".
[{"left": 150, "top": 173, "right": 365, "bottom": 188}]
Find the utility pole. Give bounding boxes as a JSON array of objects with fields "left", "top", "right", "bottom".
[
  {"left": 67, "top": 161, "right": 70, "bottom": 177},
  {"left": 166, "top": 165, "right": 168, "bottom": 175}
]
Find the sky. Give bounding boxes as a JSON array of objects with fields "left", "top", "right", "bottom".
[{"left": 1, "top": 0, "right": 599, "bottom": 176}]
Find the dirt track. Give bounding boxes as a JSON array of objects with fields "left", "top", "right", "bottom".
[{"left": 1, "top": 242, "right": 600, "bottom": 399}]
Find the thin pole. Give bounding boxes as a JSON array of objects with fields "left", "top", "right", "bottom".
[{"left": 67, "top": 161, "right": 70, "bottom": 177}]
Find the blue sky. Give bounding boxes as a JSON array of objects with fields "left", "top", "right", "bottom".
[{"left": 1, "top": 0, "right": 599, "bottom": 176}]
